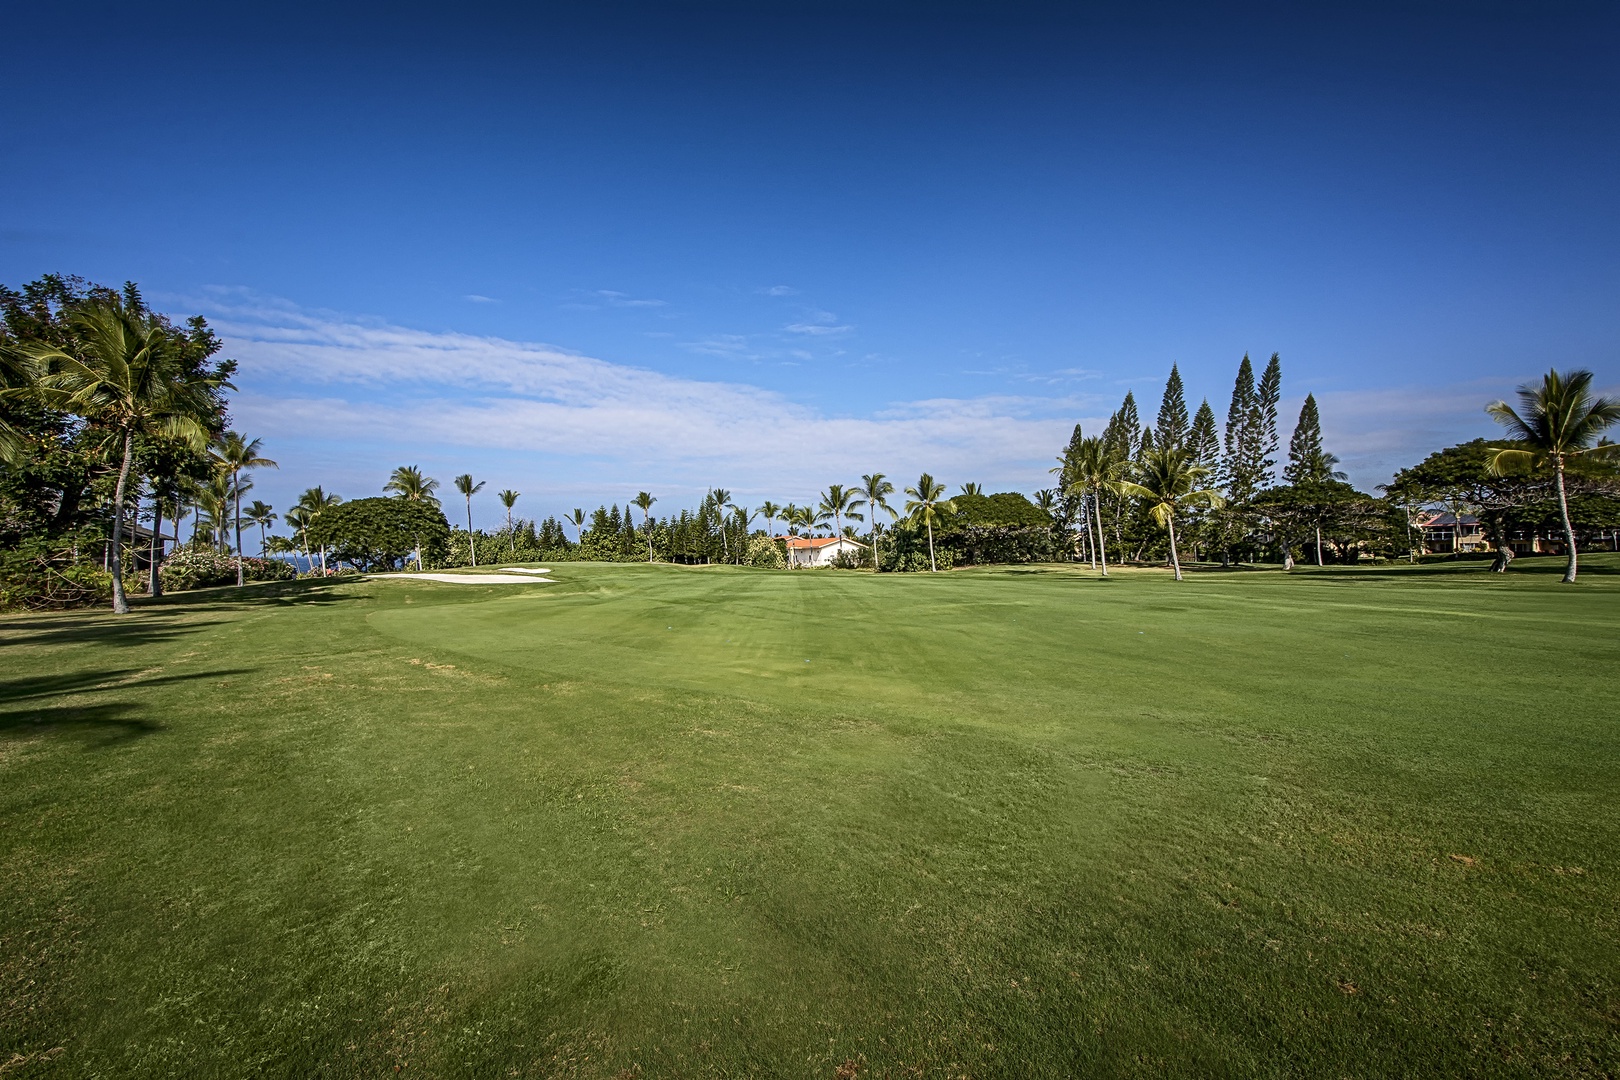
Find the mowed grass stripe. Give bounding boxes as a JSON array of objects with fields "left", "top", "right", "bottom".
[{"left": 1, "top": 557, "right": 1617, "bottom": 1077}]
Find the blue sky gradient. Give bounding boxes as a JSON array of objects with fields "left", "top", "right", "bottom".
[{"left": 4, "top": 2, "right": 1616, "bottom": 527}]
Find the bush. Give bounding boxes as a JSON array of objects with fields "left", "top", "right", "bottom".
[
  {"left": 746, "top": 535, "right": 786, "bottom": 569},
  {"left": 159, "top": 549, "right": 295, "bottom": 591},
  {"left": 0, "top": 539, "right": 111, "bottom": 610}
]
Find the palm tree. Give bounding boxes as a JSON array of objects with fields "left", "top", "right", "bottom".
[
  {"left": 958, "top": 482, "right": 983, "bottom": 497},
  {"left": 709, "top": 488, "right": 734, "bottom": 561},
  {"left": 21, "top": 299, "right": 224, "bottom": 613},
  {"left": 903, "top": 473, "right": 955, "bottom": 572},
  {"left": 632, "top": 491, "right": 658, "bottom": 561},
  {"left": 780, "top": 503, "right": 801, "bottom": 536},
  {"left": 1113, "top": 445, "right": 1224, "bottom": 581},
  {"left": 566, "top": 508, "right": 586, "bottom": 543},
  {"left": 1057, "top": 436, "right": 1122, "bottom": 576},
  {"left": 243, "top": 500, "right": 277, "bottom": 556},
  {"left": 385, "top": 466, "right": 440, "bottom": 570},
  {"left": 453, "top": 473, "right": 486, "bottom": 566},
  {"left": 498, "top": 489, "right": 520, "bottom": 555},
  {"left": 283, "top": 506, "right": 310, "bottom": 571},
  {"left": 203, "top": 470, "right": 242, "bottom": 552},
  {"left": 1487, "top": 369, "right": 1620, "bottom": 583},
  {"left": 296, "top": 487, "right": 342, "bottom": 574},
  {"left": 853, "top": 473, "right": 895, "bottom": 572},
  {"left": 818, "top": 484, "right": 863, "bottom": 541},
  {"left": 214, "top": 432, "right": 278, "bottom": 585},
  {"left": 759, "top": 500, "right": 782, "bottom": 537}
]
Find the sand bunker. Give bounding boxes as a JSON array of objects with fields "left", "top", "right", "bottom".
[
  {"left": 372, "top": 572, "right": 556, "bottom": 585},
  {"left": 497, "top": 567, "right": 552, "bottom": 574}
]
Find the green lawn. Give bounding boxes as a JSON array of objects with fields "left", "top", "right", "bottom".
[{"left": 3, "top": 557, "right": 1618, "bottom": 1078}]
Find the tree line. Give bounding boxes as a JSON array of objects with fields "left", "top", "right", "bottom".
[{"left": 4, "top": 274, "right": 1618, "bottom": 612}]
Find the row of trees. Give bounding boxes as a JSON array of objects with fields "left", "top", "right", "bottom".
[{"left": 5, "top": 274, "right": 1616, "bottom": 609}]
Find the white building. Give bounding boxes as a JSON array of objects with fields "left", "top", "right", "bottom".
[{"left": 783, "top": 535, "right": 868, "bottom": 568}]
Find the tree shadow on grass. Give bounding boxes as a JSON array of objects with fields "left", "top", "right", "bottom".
[
  {"left": 0, "top": 668, "right": 256, "bottom": 706},
  {"left": 0, "top": 609, "right": 226, "bottom": 649},
  {"left": 143, "top": 578, "right": 369, "bottom": 611},
  {"left": 1300, "top": 556, "right": 1620, "bottom": 581},
  {"left": 0, "top": 702, "right": 160, "bottom": 747}
]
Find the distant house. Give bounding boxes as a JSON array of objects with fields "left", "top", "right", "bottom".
[
  {"left": 782, "top": 535, "right": 868, "bottom": 568},
  {"left": 1416, "top": 512, "right": 1487, "bottom": 554}
]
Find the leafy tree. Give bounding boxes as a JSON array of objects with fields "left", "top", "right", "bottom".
[
  {"left": 1155, "top": 364, "right": 1190, "bottom": 449},
  {"left": 18, "top": 298, "right": 229, "bottom": 612},
  {"left": 903, "top": 472, "right": 955, "bottom": 572},
  {"left": 498, "top": 489, "right": 519, "bottom": 554},
  {"left": 1114, "top": 446, "right": 1225, "bottom": 581},
  {"left": 1487, "top": 369, "right": 1620, "bottom": 582},
  {"left": 307, "top": 497, "right": 450, "bottom": 571},
  {"left": 214, "top": 432, "right": 277, "bottom": 584},
  {"left": 453, "top": 473, "right": 485, "bottom": 566},
  {"left": 243, "top": 500, "right": 277, "bottom": 556}
]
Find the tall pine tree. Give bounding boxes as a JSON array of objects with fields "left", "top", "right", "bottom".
[
  {"left": 1187, "top": 399, "right": 1221, "bottom": 469},
  {"left": 1221, "top": 354, "right": 1258, "bottom": 500},
  {"left": 1256, "top": 352, "right": 1283, "bottom": 486},
  {"left": 1155, "top": 364, "right": 1189, "bottom": 450},
  {"left": 1103, "top": 391, "right": 1140, "bottom": 462},
  {"left": 1283, "top": 393, "right": 1344, "bottom": 486}
]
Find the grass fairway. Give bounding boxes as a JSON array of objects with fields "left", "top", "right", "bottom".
[{"left": 2, "top": 558, "right": 1617, "bottom": 1078}]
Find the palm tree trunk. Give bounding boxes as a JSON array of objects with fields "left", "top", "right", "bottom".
[
  {"left": 926, "top": 517, "right": 937, "bottom": 572},
  {"left": 234, "top": 470, "right": 246, "bottom": 586},
  {"left": 109, "top": 430, "right": 134, "bottom": 614},
  {"left": 1555, "top": 457, "right": 1578, "bottom": 583},
  {"left": 149, "top": 492, "right": 163, "bottom": 597},
  {"left": 466, "top": 498, "right": 477, "bottom": 567},
  {"left": 1167, "top": 512, "right": 1183, "bottom": 582},
  {"left": 1092, "top": 494, "right": 1109, "bottom": 577},
  {"left": 1315, "top": 526, "right": 1323, "bottom": 566}
]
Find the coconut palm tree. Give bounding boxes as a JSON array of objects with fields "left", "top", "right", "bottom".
[
  {"left": 853, "top": 473, "right": 895, "bottom": 572},
  {"left": 498, "top": 489, "right": 520, "bottom": 554},
  {"left": 202, "top": 470, "right": 243, "bottom": 553},
  {"left": 780, "top": 503, "right": 801, "bottom": 536},
  {"left": 385, "top": 466, "right": 440, "bottom": 570},
  {"left": 296, "top": 487, "right": 342, "bottom": 574},
  {"left": 818, "top": 484, "right": 863, "bottom": 542},
  {"left": 903, "top": 473, "right": 955, "bottom": 573},
  {"left": 1113, "top": 445, "right": 1224, "bottom": 581},
  {"left": 453, "top": 473, "right": 485, "bottom": 566},
  {"left": 632, "top": 491, "right": 658, "bottom": 561},
  {"left": 958, "top": 482, "right": 982, "bottom": 497},
  {"left": 1487, "top": 369, "right": 1620, "bottom": 583},
  {"left": 20, "top": 299, "right": 224, "bottom": 612},
  {"left": 566, "top": 508, "right": 586, "bottom": 543},
  {"left": 243, "top": 500, "right": 277, "bottom": 556},
  {"left": 1057, "top": 435, "right": 1122, "bottom": 576},
  {"left": 759, "top": 500, "right": 782, "bottom": 537},
  {"left": 709, "top": 488, "right": 734, "bottom": 561},
  {"left": 213, "top": 432, "right": 278, "bottom": 585}
]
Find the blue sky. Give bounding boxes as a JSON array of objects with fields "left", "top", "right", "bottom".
[{"left": 4, "top": 2, "right": 1617, "bottom": 528}]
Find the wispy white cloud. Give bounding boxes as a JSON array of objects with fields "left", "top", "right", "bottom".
[
  {"left": 562, "top": 289, "right": 667, "bottom": 310},
  {"left": 785, "top": 322, "right": 852, "bottom": 336},
  {"left": 463, "top": 293, "right": 499, "bottom": 304},
  {"left": 207, "top": 298, "right": 1086, "bottom": 500},
  {"left": 760, "top": 285, "right": 798, "bottom": 296}
]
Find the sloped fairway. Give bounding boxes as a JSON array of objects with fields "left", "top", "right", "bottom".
[{"left": 2, "top": 559, "right": 1617, "bottom": 1078}]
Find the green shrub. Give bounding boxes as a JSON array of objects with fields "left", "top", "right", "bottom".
[
  {"left": 159, "top": 549, "right": 294, "bottom": 590},
  {"left": 746, "top": 535, "right": 786, "bottom": 569},
  {"left": 0, "top": 539, "right": 112, "bottom": 610}
]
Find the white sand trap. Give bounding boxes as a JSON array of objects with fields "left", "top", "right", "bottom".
[
  {"left": 372, "top": 572, "right": 556, "bottom": 585},
  {"left": 497, "top": 567, "right": 552, "bottom": 574}
]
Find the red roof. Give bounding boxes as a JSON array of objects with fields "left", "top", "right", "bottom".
[{"left": 783, "top": 536, "right": 864, "bottom": 550}]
